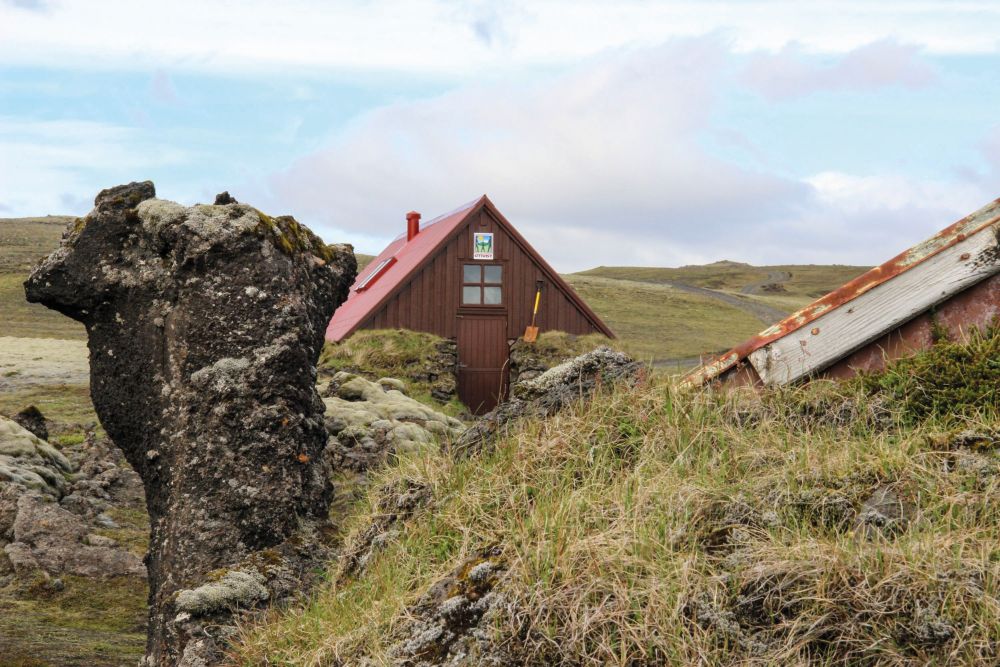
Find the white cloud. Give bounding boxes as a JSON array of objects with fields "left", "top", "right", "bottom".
[
  {"left": 258, "top": 37, "right": 991, "bottom": 271},
  {"left": 786, "top": 172, "right": 990, "bottom": 263},
  {"left": 262, "top": 38, "right": 807, "bottom": 269},
  {"left": 1, "top": 0, "right": 48, "bottom": 11},
  {"left": 742, "top": 40, "right": 936, "bottom": 100},
  {"left": 0, "top": 1, "right": 997, "bottom": 77},
  {"left": 0, "top": 117, "right": 188, "bottom": 215}
]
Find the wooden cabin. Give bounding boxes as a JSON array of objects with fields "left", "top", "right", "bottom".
[
  {"left": 326, "top": 195, "right": 614, "bottom": 413},
  {"left": 685, "top": 196, "right": 1000, "bottom": 389}
]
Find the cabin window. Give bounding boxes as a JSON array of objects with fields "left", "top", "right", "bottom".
[{"left": 462, "top": 263, "right": 503, "bottom": 305}]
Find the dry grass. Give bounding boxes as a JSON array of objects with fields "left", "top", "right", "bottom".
[
  {"left": 232, "top": 352, "right": 1000, "bottom": 665},
  {"left": 564, "top": 274, "right": 765, "bottom": 363}
]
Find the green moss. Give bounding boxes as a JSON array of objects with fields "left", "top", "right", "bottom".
[
  {"left": 50, "top": 433, "right": 85, "bottom": 447},
  {"left": 0, "top": 574, "right": 147, "bottom": 666},
  {"left": 856, "top": 321, "right": 1000, "bottom": 424},
  {"left": 254, "top": 210, "right": 335, "bottom": 262}
]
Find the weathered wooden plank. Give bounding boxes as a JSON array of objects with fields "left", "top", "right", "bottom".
[{"left": 749, "top": 223, "right": 1000, "bottom": 385}]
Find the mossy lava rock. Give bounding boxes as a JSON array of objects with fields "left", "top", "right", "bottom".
[{"left": 24, "top": 182, "right": 357, "bottom": 666}]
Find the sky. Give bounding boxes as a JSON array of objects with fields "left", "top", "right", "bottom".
[{"left": 1, "top": 1, "right": 999, "bottom": 271}]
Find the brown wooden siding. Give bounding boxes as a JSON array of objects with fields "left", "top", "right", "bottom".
[{"left": 359, "top": 207, "right": 602, "bottom": 339}]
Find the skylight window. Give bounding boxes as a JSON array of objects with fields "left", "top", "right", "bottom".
[{"left": 355, "top": 257, "right": 395, "bottom": 291}]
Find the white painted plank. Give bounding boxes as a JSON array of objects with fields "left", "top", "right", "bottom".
[{"left": 749, "top": 223, "right": 1000, "bottom": 385}]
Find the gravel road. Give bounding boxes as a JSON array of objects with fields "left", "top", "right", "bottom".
[{"left": 656, "top": 280, "right": 788, "bottom": 325}]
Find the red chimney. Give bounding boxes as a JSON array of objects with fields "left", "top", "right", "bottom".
[{"left": 406, "top": 211, "right": 421, "bottom": 241}]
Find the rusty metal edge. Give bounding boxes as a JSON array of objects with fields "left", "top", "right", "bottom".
[{"left": 682, "top": 197, "right": 1000, "bottom": 387}]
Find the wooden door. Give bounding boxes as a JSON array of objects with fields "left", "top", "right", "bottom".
[{"left": 457, "top": 315, "right": 508, "bottom": 415}]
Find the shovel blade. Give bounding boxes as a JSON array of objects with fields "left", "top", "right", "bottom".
[{"left": 523, "top": 326, "right": 539, "bottom": 343}]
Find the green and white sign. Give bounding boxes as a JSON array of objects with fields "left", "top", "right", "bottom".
[{"left": 473, "top": 232, "right": 494, "bottom": 260}]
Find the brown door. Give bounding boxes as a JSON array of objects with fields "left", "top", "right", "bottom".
[{"left": 457, "top": 315, "right": 509, "bottom": 415}]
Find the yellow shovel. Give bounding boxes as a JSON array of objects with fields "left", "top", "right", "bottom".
[{"left": 524, "top": 282, "right": 542, "bottom": 343}]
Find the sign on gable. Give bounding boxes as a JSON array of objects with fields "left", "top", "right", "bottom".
[{"left": 473, "top": 232, "right": 494, "bottom": 260}]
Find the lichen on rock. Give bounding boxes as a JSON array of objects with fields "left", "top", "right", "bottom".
[
  {"left": 0, "top": 416, "right": 71, "bottom": 497},
  {"left": 175, "top": 570, "right": 269, "bottom": 616},
  {"left": 386, "top": 547, "right": 513, "bottom": 666},
  {"left": 324, "top": 372, "right": 465, "bottom": 473},
  {"left": 452, "top": 346, "right": 643, "bottom": 457},
  {"left": 1, "top": 419, "right": 146, "bottom": 587}
]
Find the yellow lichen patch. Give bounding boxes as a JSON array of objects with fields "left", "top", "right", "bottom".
[
  {"left": 253, "top": 209, "right": 335, "bottom": 262},
  {"left": 70, "top": 217, "right": 87, "bottom": 237}
]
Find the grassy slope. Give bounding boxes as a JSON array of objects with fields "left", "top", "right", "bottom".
[
  {"left": 355, "top": 253, "right": 375, "bottom": 271},
  {"left": 0, "top": 217, "right": 86, "bottom": 339},
  {"left": 234, "top": 334, "right": 1000, "bottom": 666},
  {"left": 0, "top": 216, "right": 863, "bottom": 366},
  {"left": 564, "top": 274, "right": 765, "bottom": 363},
  {"left": 580, "top": 261, "right": 869, "bottom": 302}
]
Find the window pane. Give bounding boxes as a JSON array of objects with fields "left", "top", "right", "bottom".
[
  {"left": 483, "top": 286, "right": 502, "bottom": 304},
  {"left": 483, "top": 265, "right": 502, "bottom": 284},
  {"left": 462, "top": 286, "right": 481, "bottom": 304},
  {"left": 463, "top": 264, "right": 481, "bottom": 283}
]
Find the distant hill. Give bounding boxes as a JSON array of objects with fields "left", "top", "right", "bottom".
[
  {"left": 356, "top": 253, "right": 375, "bottom": 271},
  {"left": 0, "top": 217, "right": 85, "bottom": 339},
  {"left": 569, "top": 262, "right": 869, "bottom": 367},
  {"left": 0, "top": 217, "right": 870, "bottom": 366},
  {"left": 580, "top": 261, "right": 868, "bottom": 301},
  {"left": 563, "top": 273, "right": 766, "bottom": 366}
]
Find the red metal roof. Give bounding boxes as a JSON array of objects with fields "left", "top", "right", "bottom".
[
  {"left": 326, "top": 195, "right": 614, "bottom": 342},
  {"left": 325, "top": 197, "right": 483, "bottom": 342},
  {"left": 683, "top": 196, "right": 1000, "bottom": 387}
]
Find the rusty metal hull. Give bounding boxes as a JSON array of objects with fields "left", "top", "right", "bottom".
[
  {"left": 822, "top": 271, "right": 1000, "bottom": 379},
  {"left": 685, "top": 197, "right": 1000, "bottom": 388}
]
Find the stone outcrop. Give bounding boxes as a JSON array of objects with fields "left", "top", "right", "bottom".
[
  {"left": 0, "top": 417, "right": 145, "bottom": 586},
  {"left": 387, "top": 547, "right": 513, "bottom": 666},
  {"left": 422, "top": 339, "right": 459, "bottom": 402},
  {"left": 452, "top": 347, "right": 643, "bottom": 457},
  {"left": 12, "top": 405, "right": 48, "bottom": 441},
  {"left": 24, "top": 182, "right": 356, "bottom": 666},
  {"left": 0, "top": 416, "right": 71, "bottom": 498},
  {"left": 508, "top": 333, "right": 613, "bottom": 387},
  {"left": 324, "top": 372, "right": 465, "bottom": 473}
]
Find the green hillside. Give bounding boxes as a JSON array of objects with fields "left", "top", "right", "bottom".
[
  {"left": 0, "top": 217, "right": 85, "bottom": 339},
  {"left": 580, "top": 261, "right": 869, "bottom": 303},
  {"left": 563, "top": 274, "right": 764, "bottom": 364},
  {"left": 0, "top": 217, "right": 868, "bottom": 365}
]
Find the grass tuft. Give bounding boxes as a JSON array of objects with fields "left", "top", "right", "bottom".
[
  {"left": 232, "top": 336, "right": 1000, "bottom": 666},
  {"left": 320, "top": 329, "right": 463, "bottom": 414},
  {"left": 856, "top": 322, "right": 1000, "bottom": 425}
]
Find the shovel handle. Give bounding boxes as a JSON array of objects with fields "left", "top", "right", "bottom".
[{"left": 531, "top": 289, "right": 541, "bottom": 326}]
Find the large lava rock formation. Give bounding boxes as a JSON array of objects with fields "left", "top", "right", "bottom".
[{"left": 24, "top": 182, "right": 356, "bottom": 666}]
